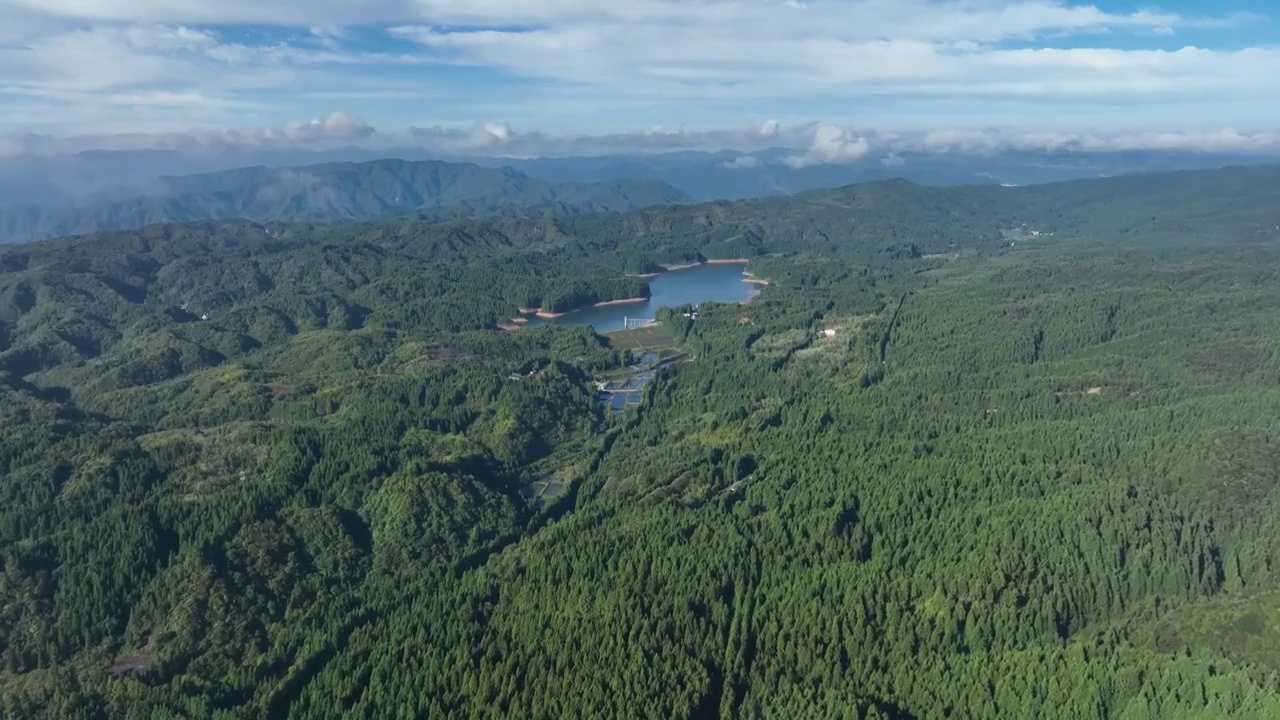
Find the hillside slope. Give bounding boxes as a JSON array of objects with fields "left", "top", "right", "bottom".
[
  {"left": 3, "top": 166, "right": 1280, "bottom": 718},
  {"left": 0, "top": 159, "right": 690, "bottom": 244}
]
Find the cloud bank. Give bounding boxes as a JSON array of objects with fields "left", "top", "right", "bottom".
[
  {"left": 6, "top": 116, "right": 1280, "bottom": 165},
  {"left": 0, "top": 1, "right": 1276, "bottom": 138},
  {"left": 786, "top": 126, "right": 873, "bottom": 168}
]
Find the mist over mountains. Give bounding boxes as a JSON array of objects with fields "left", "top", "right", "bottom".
[
  {"left": 0, "top": 159, "right": 689, "bottom": 245},
  {"left": 478, "top": 147, "right": 1280, "bottom": 201},
  {"left": 2, "top": 145, "right": 1277, "bottom": 244}
]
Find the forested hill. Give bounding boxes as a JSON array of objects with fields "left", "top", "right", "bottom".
[
  {"left": 2, "top": 166, "right": 1279, "bottom": 398},
  {"left": 0, "top": 158, "right": 691, "bottom": 245},
  {"left": 4, "top": 165, "right": 1280, "bottom": 718}
]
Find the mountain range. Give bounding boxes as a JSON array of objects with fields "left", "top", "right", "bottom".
[
  {"left": 0, "top": 159, "right": 690, "bottom": 245},
  {"left": 6, "top": 146, "right": 1280, "bottom": 245},
  {"left": 6, "top": 144, "right": 1279, "bottom": 208},
  {"left": 474, "top": 147, "right": 1280, "bottom": 201}
]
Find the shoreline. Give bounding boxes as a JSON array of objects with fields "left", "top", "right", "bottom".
[
  {"left": 518, "top": 261, "right": 762, "bottom": 325},
  {"left": 660, "top": 258, "right": 754, "bottom": 272},
  {"left": 593, "top": 296, "right": 649, "bottom": 308},
  {"left": 529, "top": 295, "right": 649, "bottom": 320}
]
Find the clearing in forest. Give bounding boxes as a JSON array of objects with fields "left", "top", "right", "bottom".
[
  {"left": 604, "top": 324, "right": 678, "bottom": 353},
  {"left": 1151, "top": 591, "right": 1280, "bottom": 673}
]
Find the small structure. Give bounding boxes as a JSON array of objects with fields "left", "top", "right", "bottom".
[
  {"left": 622, "top": 316, "right": 658, "bottom": 330},
  {"left": 200, "top": 314, "right": 209, "bottom": 321},
  {"left": 823, "top": 328, "right": 837, "bottom": 338}
]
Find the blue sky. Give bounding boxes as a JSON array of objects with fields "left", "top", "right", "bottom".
[{"left": 0, "top": 0, "right": 1277, "bottom": 158}]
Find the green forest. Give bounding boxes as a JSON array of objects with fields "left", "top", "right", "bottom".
[{"left": 3, "top": 167, "right": 1280, "bottom": 718}]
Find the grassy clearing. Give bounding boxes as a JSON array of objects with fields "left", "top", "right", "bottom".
[
  {"left": 603, "top": 324, "right": 678, "bottom": 353},
  {"left": 604, "top": 324, "right": 686, "bottom": 358},
  {"left": 1148, "top": 592, "right": 1280, "bottom": 673}
]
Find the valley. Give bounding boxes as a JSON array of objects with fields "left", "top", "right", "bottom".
[{"left": 2, "top": 167, "right": 1280, "bottom": 718}]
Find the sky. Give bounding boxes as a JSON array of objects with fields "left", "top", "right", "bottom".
[{"left": 1, "top": 0, "right": 1278, "bottom": 159}]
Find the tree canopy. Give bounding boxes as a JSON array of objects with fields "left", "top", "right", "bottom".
[{"left": 3, "top": 166, "right": 1280, "bottom": 718}]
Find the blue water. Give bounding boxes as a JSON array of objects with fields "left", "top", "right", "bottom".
[
  {"left": 524, "top": 263, "right": 758, "bottom": 332},
  {"left": 602, "top": 392, "right": 644, "bottom": 414},
  {"left": 599, "top": 372, "right": 654, "bottom": 414}
]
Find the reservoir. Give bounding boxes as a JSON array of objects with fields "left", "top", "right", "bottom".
[{"left": 524, "top": 263, "right": 759, "bottom": 332}]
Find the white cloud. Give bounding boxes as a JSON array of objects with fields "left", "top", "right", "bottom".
[
  {"left": 905, "top": 127, "right": 1280, "bottom": 155},
  {"left": 150, "top": 111, "right": 377, "bottom": 147},
  {"left": 0, "top": 20, "right": 445, "bottom": 134},
  {"left": 264, "top": 111, "right": 376, "bottom": 144},
  {"left": 0, "top": 0, "right": 412, "bottom": 26},
  {"left": 723, "top": 156, "right": 761, "bottom": 169},
  {"left": 0, "top": 25, "right": 293, "bottom": 104},
  {"left": 381, "top": 2, "right": 1272, "bottom": 105},
  {"left": 0, "top": 112, "right": 380, "bottom": 156},
  {"left": 390, "top": 1, "right": 1251, "bottom": 44},
  {"left": 0, "top": 1, "right": 1274, "bottom": 139},
  {"left": 387, "top": 28, "right": 1280, "bottom": 102},
  {"left": 786, "top": 125, "right": 873, "bottom": 168},
  {"left": 2, "top": 2, "right": 1263, "bottom": 39},
  {"left": 403, "top": 119, "right": 807, "bottom": 157},
  {"left": 8, "top": 117, "right": 1280, "bottom": 163}
]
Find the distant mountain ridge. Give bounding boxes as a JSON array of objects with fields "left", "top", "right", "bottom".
[
  {"left": 8, "top": 144, "right": 1278, "bottom": 212},
  {"left": 0, "top": 158, "right": 690, "bottom": 244},
  {"left": 477, "top": 148, "right": 1280, "bottom": 201}
]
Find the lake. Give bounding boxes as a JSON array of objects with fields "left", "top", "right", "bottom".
[{"left": 524, "top": 263, "right": 759, "bottom": 332}]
